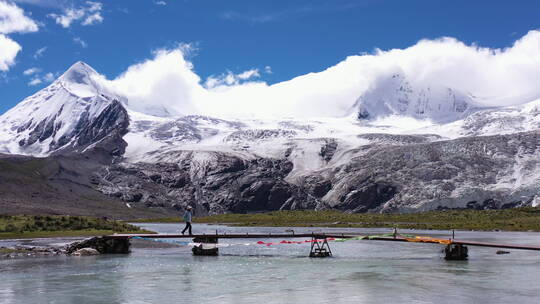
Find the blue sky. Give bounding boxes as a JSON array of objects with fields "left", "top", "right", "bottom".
[{"left": 1, "top": 0, "right": 540, "bottom": 115}]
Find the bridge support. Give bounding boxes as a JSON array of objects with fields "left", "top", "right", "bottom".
[
  {"left": 192, "top": 237, "right": 219, "bottom": 256},
  {"left": 444, "top": 243, "right": 468, "bottom": 260},
  {"left": 309, "top": 237, "right": 332, "bottom": 258}
]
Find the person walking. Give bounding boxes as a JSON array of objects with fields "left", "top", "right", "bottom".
[{"left": 181, "top": 206, "right": 193, "bottom": 235}]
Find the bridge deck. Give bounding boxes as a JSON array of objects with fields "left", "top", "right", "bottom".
[
  {"left": 361, "top": 236, "right": 540, "bottom": 251},
  {"left": 109, "top": 233, "right": 353, "bottom": 239},
  {"left": 108, "top": 233, "right": 540, "bottom": 251},
  {"left": 453, "top": 240, "right": 540, "bottom": 251}
]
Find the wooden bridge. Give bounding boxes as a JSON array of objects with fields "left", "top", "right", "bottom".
[{"left": 103, "top": 231, "right": 540, "bottom": 260}]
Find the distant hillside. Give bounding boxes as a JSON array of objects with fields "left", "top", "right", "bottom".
[{"left": 0, "top": 154, "right": 172, "bottom": 219}]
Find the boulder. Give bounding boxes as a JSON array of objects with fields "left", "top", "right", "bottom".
[
  {"left": 66, "top": 236, "right": 130, "bottom": 254},
  {"left": 72, "top": 247, "right": 100, "bottom": 256}
]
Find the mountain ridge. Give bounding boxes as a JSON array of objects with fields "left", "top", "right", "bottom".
[{"left": 1, "top": 61, "right": 540, "bottom": 216}]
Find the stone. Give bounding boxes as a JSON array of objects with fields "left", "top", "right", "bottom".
[
  {"left": 72, "top": 248, "right": 100, "bottom": 256},
  {"left": 66, "top": 237, "right": 130, "bottom": 254}
]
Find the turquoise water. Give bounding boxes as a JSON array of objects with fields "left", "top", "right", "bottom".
[{"left": 1, "top": 224, "right": 540, "bottom": 304}]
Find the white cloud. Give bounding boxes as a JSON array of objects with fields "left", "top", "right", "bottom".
[
  {"left": 26, "top": 70, "right": 56, "bottom": 86},
  {"left": 237, "top": 69, "right": 259, "bottom": 80},
  {"left": 42, "top": 72, "right": 54, "bottom": 82},
  {"left": 73, "top": 36, "right": 87, "bottom": 48},
  {"left": 81, "top": 12, "right": 102, "bottom": 25},
  {"left": 264, "top": 65, "right": 272, "bottom": 74},
  {"left": 33, "top": 46, "right": 47, "bottom": 59},
  {"left": 0, "top": 34, "right": 21, "bottom": 71},
  {"left": 28, "top": 77, "right": 41, "bottom": 86},
  {"left": 12, "top": 0, "right": 66, "bottom": 8},
  {"left": 106, "top": 48, "right": 202, "bottom": 116},
  {"left": 23, "top": 67, "right": 40, "bottom": 75},
  {"left": 48, "top": 1, "right": 103, "bottom": 28},
  {"left": 101, "top": 30, "right": 540, "bottom": 119},
  {"left": 0, "top": 1, "right": 39, "bottom": 34},
  {"left": 205, "top": 69, "right": 260, "bottom": 89},
  {"left": 0, "top": 1, "right": 38, "bottom": 71},
  {"left": 85, "top": 1, "right": 101, "bottom": 11},
  {"left": 48, "top": 8, "right": 83, "bottom": 28},
  {"left": 155, "top": 1, "right": 166, "bottom": 5}
]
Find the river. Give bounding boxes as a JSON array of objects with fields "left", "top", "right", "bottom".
[{"left": 1, "top": 223, "right": 540, "bottom": 304}]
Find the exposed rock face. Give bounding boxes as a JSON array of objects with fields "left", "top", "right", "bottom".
[
  {"left": 224, "top": 129, "right": 298, "bottom": 145},
  {"left": 88, "top": 130, "right": 540, "bottom": 215},
  {"left": 319, "top": 139, "right": 338, "bottom": 162},
  {"left": 96, "top": 151, "right": 320, "bottom": 215},
  {"left": 323, "top": 131, "right": 540, "bottom": 212}
]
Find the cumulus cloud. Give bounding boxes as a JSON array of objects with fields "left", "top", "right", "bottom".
[
  {"left": 81, "top": 11, "right": 102, "bottom": 25},
  {"left": 42, "top": 72, "right": 54, "bottom": 82},
  {"left": 0, "top": 34, "right": 21, "bottom": 71},
  {"left": 102, "top": 30, "right": 540, "bottom": 119},
  {"left": 26, "top": 71, "right": 55, "bottom": 86},
  {"left": 0, "top": 1, "right": 38, "bottom": 71},
  {"left": 155, "top": 1, "right": 166, "bottom": 6},
  {"left": 23, "top": 67, "right": 40, "bottom": 75},
  {"left": 0, "top": 1, "right": 39, "bottom": 34},
  {"left": 28, "top": 77, "right": 41, "bottom": 86},
  {"left": 48, "top": 1, "right": 103, "bottom": 28},
  {"left": 106, "top": 48, "right": 203, "bottom": 116}
]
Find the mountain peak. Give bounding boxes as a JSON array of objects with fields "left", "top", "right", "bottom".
[
  {"left": 58, "top": 61, "right": 99, "bottom": 86},
  {"left": 353, "top": 73, "right": 481, "bottom": 123},
  {"left": 0, "top": 60, "right": 127, "bottom": 156},
  {"left": 55, "top": 61, "right": 104, "bottom": 98}
]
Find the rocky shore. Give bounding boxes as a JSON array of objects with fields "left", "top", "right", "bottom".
[
  {"left": 0, "top": 236, "right": 129, "bottom": 259},
  {"left": 0, "top": 235, "right": 175, "bottom": 259},
  {"left": 1, "top": 245, "right": 66, "bottom": 258}
]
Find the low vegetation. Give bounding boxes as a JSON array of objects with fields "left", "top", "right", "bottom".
[
  {"left": 132, "top": 207, "right": 540, "bottom": 231},
  {"left": 0, "top": 215, "right": 152, "bottom": 239}
]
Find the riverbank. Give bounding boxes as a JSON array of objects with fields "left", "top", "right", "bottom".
[
  {"left": 0, "top": 215, "right": 154, "bottom": 240},
  {"left": 131, "top": 207, "right": 540, "bottom": 232}
]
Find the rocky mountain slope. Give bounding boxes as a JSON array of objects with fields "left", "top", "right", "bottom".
[
  {"left": 1, "top": 61, "right": 540, "bottom": 217},
  {"left": 0, "top": 154, "right": 169, "bottom": 218}
]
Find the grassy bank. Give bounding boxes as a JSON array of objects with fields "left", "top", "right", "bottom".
[
  {"left": 132, "top": 207, "right": 540, "bottom": 231},
  {"left": 0, "top": 215, "right": 153, "bottom": 239}
]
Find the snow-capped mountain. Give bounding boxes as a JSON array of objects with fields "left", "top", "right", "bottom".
[
  {"left": 0, "top": 62, "right": 128, "bottom": 156},
  {"left": 1, "top": 62, "right": 534, "bottom": 160},
  {"left": 2, "top": 61, "right": 540, "bottom": 215},
  {"left": 353, "top": 73, "right": 482, "bottom": 123}
]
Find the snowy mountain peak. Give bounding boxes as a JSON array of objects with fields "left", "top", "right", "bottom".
[
  {"left": 0, "top": 61, "right": 127, "bottom": 156},
  {"left": 354, "top": 73, "right": 481, "bottom": 123},
  {"left": 59, "top": 61, "right": 98, "bottom": 82},
  {"left": 55, "top": 61, "right": 103, "bottom": 98}
]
